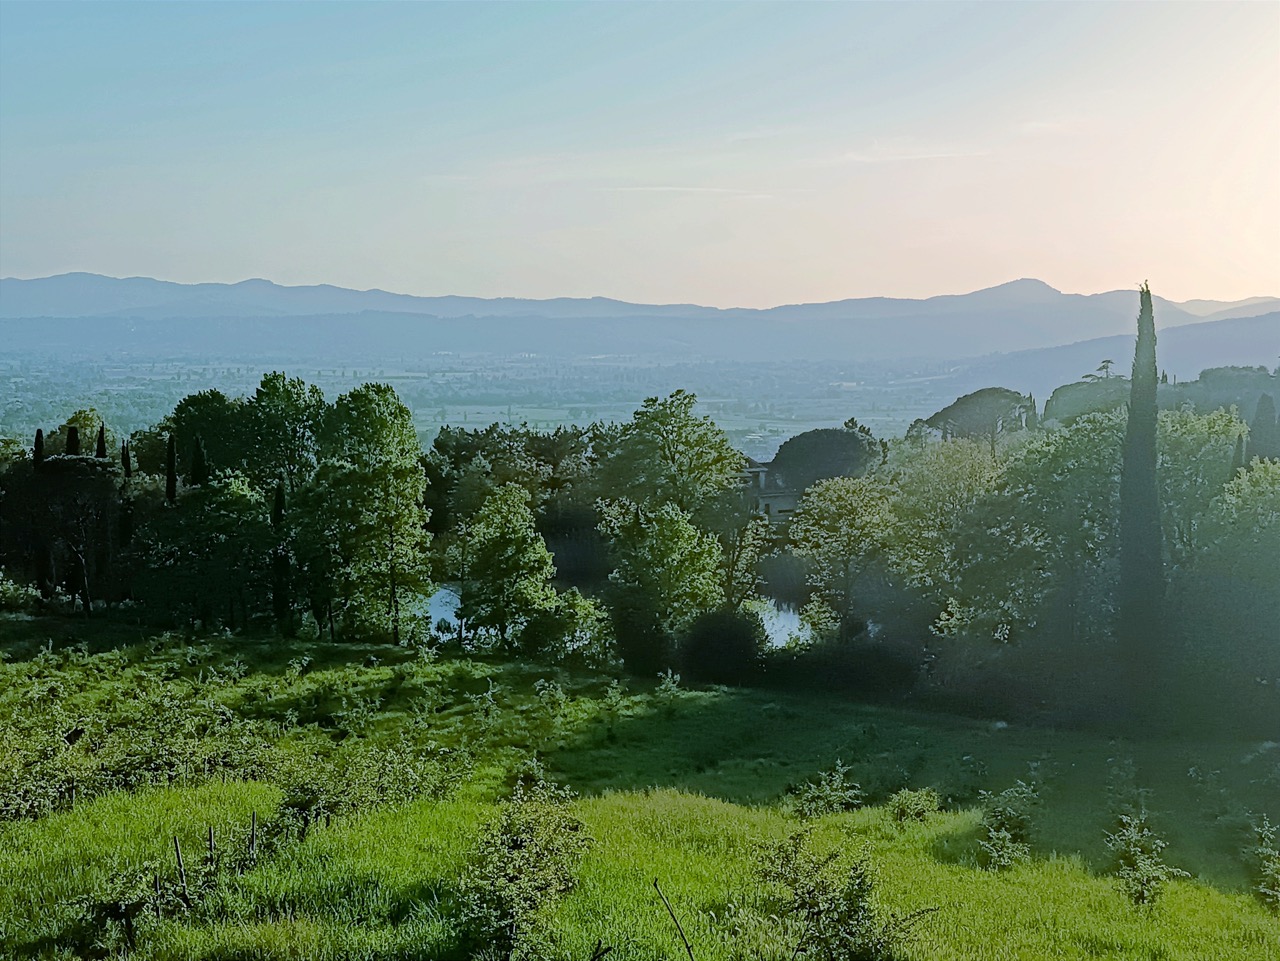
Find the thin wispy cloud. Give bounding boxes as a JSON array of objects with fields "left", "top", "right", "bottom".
[
  {"left": 604, "top": 186, "right": 755, "bottom": 194},
  {"left": 838, "top": 139, "right": 990, "bottom": 164}
]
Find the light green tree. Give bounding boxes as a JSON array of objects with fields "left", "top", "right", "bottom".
[
  {"left": 594, "top": 390, "right": 743, "bottom": 513},
  {"left": 297, "top": 384, "right": 431, "bottom": 642},
  {"left": 790, "top": 475, "right": 895, "bottom": 639},
  {"left": 883, "top": 438, "right": 1004, "bottom": 600},
  {"left": 448, "top": 483, "right": 558, "bottom": 652},
  {"left": 597, "top": 497, "right": 724, "bottom": 673},
  {"left": 248, "top": 372, "right": 328, "bottom": 491}
]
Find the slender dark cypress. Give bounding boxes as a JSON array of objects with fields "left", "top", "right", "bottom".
[
  {"left": 122, "top": 441, "right": 133, "bottom": 479},
  {"left": 66, "top": 425, "right": 81, "bottom": 456},
  {"left": 1250, "top": 394, "right": 1279, "bottom": 460},
  {"left": 1231, "top": 433, "right": 1246, "bottom": 473},
  {"left": 95, "top": 424, "right": 107, "bottom": 458},
  {"left": 1117, "top": 283, "right": 1164, "bottom": 722},
  {"left": 166, "top": 434, "right": 177, "bottom": 504},
  {"left": 34, "top": 429, "right": 44, "bottom": 466},
  {"left": 271, "top": 480, "right": 293, "bottom": 635},
  {"left": 190, "top": 436, "right": 210, "bottom": 486}
]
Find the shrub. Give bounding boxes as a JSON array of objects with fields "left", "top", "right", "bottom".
[
  {"left": 680, "top": 607, "right": 766, "bottom": 685},
  {"left": 458, "top": 777, "right": 592, "bottom": 960},
  {"left": 1104, "top": 809, "right": 1188, "bottom": 906},
  {"left": 888, "top": 787, "right": 941, "bottom": 826},
  {"left": 789, "top": 760, "right": 865, "bottom": 819},
  {"left": 655, "top": 668, "right": 683, "bottom": 716},
  {"left": 1248, "top": 814, "right": 1280, "bottom": 911},
  {"left": 0, "top": 568, "right": 39, "bottom": 613},
  {"left": 756, "top": 828, "right": 933, "bottom": 960},
  {"left": 978, "top": 781, "right": 1039, "bottom": 870}
]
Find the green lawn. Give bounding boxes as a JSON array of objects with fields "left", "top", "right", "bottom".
[{"left": 1, "top": 618, "right": 1277, "bottom": 959}]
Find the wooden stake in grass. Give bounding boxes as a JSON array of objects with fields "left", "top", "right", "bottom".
[
  {"left": 174, "top": 836, "right": 190, "bottom": 906},
  {"left": 653, "top": 878, "right": 696, "bottom": 961}
]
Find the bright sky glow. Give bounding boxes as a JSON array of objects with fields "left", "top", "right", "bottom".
[{"left": 1, "top": 1, "right": 1277, "bottom": 306}]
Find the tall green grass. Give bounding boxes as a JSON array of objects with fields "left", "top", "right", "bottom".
[{"left": 2, "top": 623, "right": 1277, "bottom": 958}]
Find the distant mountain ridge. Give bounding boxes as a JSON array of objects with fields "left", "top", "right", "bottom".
[{"left": 2, "top": 273, "right": 1277, "bottom": 363}]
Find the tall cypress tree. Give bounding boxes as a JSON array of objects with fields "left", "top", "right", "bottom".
[
  {"left": 271, "top": 480, "right": 293, "bottom": 635},
  {"left": 165, "top": 434, "right": 177, "bottom": 504},
  {"left": 1250, "top": 393, "right": 1279, "bottom": 460},
  {"left": 33, "top": 429, "right": 44, "bottom": 466},
  {"left": 1117, "top": 283, "right": 1164, "bottom": 720},
  {"left": 122, "top": 441, "right": 133, "bottom": 479},
  {"left": 189, "top": 436, "right": 210, "bottom": 486},
  {"left": 1231, "top": 433, "right": 1246, "bottom": 473},
  {"left": 95, "top": 424, "right": 107, "bottom": 458},
  {"left": 66, "top": 426, "right": 81, "bottom": 456}
]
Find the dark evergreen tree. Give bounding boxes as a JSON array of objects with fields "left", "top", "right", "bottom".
[
  {"left": 95, "top": 424, "right": 107, "bottom": 459},
  {"left": 122, "top": 441, "right": 132, "bottom": 479},
  {"left": 66, "top": 426, "right": 80, "bottom": 456},
  {"left": 1250, "top": 393, "right": 1279, "bottom": 460},
  {"left": 1118, "top": 283, "right": 1164, "bottom": 721},
  {"left": 165, "top": 434, "right": 177, "bottom": 504},
  {"left": 1025, "top": 396, "right": 1039, "bottom": 430},
  {"left": 271, "top": 479, "right": 293, "bottom": 635},
  {"left": 189, "top": 436, "right": 210, "bottom": 486},
  {"left": 33, "top": 429, "right": 44, "bottom": 467},
  {"left": 1232, "top": 433, "right": 1246, "bottom": 473}
]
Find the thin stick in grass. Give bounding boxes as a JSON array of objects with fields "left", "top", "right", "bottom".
[{"left": 653, "top": 878, "right": 696, "bottom": 961}]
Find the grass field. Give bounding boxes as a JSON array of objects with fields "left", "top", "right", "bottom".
[{"left": 2, "top": 615, "right": 1277, "bottom": 959}]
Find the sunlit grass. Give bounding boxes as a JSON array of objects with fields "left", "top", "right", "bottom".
[{"left": 2, "top": 624, "right": 1277, "bottom": 958}]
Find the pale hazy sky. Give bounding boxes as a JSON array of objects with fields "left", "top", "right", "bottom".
[{"left": 1, "top": 2, "right": 1277, "bottom": 306}]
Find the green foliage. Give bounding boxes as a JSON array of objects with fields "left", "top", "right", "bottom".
[
  {"left": 769, "top": 424, "right": 880, "bottom": 492},
  {"left": 594, "top": 389, "right": 744, "bottom": 513},
  {"left": 1248, "top": 815, "right": 1280, "bottom": 911},
  {"left": 450, "top": 483, "right": 558, "bottom": 652},
  {"left": 882, "top": 437, "right": 1003, "bottom": 604},
  {"left": 756, "top": 828, "right": 932, "bottom": 960},
  {"left": 978, "top": 781, "right": 1039, "bottom": 870},
  {"left": 1118, "top": 283, "right": 1164, "bottom": 711},
  {"left": 1, "top": 631, "right": 1279, "bottom": 959},
  {"left": 459, "top": 777, "right": 592, "bottom": 959},
  {"left": 791, "top": 476, "right": 894, "bottom": 638},
  {"left": 789, "top": 760, "right": 866, "bottom": 818},
  {"left": 887, "top": 787, "right": 941, "bottom": 826},
  {"left": 0, "top": 567, "right": 39, "bottom": 612},
  {"left": 598, "top": 498, "right": 724, "bottom": 671},
  {"left": 681, "top": 606, "right": 766, "bottom": 685},
  {"left": 924, "top": 387, "right": 1032, "bottom": 448},
  {"left": 1105, "top": 808, "right": 1188, "bottom": 906}
]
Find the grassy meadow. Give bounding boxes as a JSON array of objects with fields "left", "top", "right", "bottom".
[{"left": 2, "top": 616, "right": 1277, "bottom": 960}]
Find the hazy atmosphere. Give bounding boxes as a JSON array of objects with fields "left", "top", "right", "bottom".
[
  {"left": 2, "top": 4, "right": 1279, "bottom": 961},
  {"left": 2, "top": 2, "right": 1278, "bottom": 304}
]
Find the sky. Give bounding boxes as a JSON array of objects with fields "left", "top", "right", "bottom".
[{"left": 1, "top": 1, "right": 1277, "bottom": 307}]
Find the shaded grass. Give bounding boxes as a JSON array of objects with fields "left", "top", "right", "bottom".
[{"left": 2, "top": 622, "right": 1278, "bottom": 958}]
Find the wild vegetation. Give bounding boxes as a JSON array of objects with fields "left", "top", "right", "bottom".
[{"left": 1, "top": 292, "right": 1278, "bottom": 958}]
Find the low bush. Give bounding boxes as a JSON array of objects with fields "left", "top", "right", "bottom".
[
  {"left": 756, "top": 828, "right": 933, "bottom": 960},
  {"left": 788, "top": 760, "right": 865, "bottom": 819},
  {"left": 978, "top": 780, "right": 1039, "bottom": 870},
  {"left": 887, "top": 787, "right": 941, "bottom": 825},
  {"left": 458, "top": 776, "right": 592, "bottom": 960},
  {"left": 1248, "top": 814, "right": 1280, "bottom": 911},
  {"left": 1104, "top": 808, "right": 1188, "bottom": 906}
]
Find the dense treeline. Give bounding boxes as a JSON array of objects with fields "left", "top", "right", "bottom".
[{"left": 2, "top": 355, "right": 1278, "bottom": 732}]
